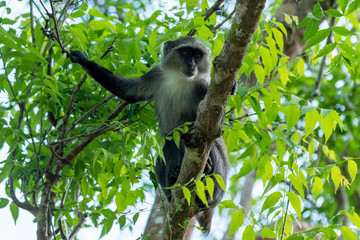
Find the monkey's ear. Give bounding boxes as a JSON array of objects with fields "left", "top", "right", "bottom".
[{"left": 163, "top": 40, "right": 176, "bottom": 57}]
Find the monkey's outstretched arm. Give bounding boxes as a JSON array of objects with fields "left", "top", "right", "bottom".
[{"left": 69, "top": 50, "right": 160, "bottom": 103}]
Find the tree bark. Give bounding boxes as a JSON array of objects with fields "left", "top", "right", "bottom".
[{"left": 162, "top": 0, "right": 266, "bottom": 239}]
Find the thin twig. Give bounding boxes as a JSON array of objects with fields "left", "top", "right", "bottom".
[
  {"left": 2, "top": 58, "right": 42, "bottom": 209},
  {"left": 65, "top": 94, "right": 115, "bottom": 136},
  {"left": 204, "top": 0, "right": 225, "bottom": 21},
  {"left": 30, "top": 0, "right": 36, "bottom": 47},
  {"left": 64, "top": 102, "right": 128, "bottom": 163},
  {"left": 212, "top": 8, "right": 236, "bottom": 32},
  {"left": 309, "top": 17, "right": 335, "bottom": 101},
  {"left": 9, "top": 167, "right": 38, "bottom": 214},
  {"left": 49, "top": 0, "right": 67, "bottom": 53},
  {"left": 57, "top": 220, "right": 68, "bottom": 240},
  {"left": 60, "top": 36, "right": 118, "bottom": 143},
  {"left": 59, "top": 73, "right": 88, "bottom": 141},
  {"left": 69, "top": 212, "right": 88, "bottom": 240},
  {"left": 100, "top": 37, "right": 118, "bottom": 60},
  {"left": 57, "top": 0, "right": 74, "bottom": 34},
  {"left": 280, "top": 183, "right": 292, "bottom": 240},
  {"left": 49, "top": 145, "right": 67, "bottom": 161},
  {"left": 188, "top": 0, "right": 225, "bottom": 36}
]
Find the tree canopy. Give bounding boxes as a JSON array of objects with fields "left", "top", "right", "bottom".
[{"left": 0, "top": 0, "right": 359, "bottom": 239}]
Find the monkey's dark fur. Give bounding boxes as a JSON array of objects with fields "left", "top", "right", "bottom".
[{"left": 69, "top": 37, "right": 229, "bottom": 235}]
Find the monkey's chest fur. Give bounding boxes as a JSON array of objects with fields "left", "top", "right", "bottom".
[{"left": 155, "top": 73, "right": 205, "bottom": 136}]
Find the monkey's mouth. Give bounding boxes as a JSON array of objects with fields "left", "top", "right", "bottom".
[{"left": 183, "top": 70, "right": 197, "bottom": 78}]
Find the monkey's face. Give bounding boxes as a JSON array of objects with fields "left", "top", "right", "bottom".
[
  {"left": 161, "top": 37, "right": 211, "bottom": 82},
  {"left": 178, "top": 47, "right": 203, "bottom": 78},
  {"left": 162, "top": 47, "right": 210, "bottom": 81}
]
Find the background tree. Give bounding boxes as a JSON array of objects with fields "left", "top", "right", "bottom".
[{"left": 0, "top": 0, "right": 359, "bottom": 240}]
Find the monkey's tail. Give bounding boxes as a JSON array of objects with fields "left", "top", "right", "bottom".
[{"left": 195, "top": 208, "right": 215, "bottom": 236}]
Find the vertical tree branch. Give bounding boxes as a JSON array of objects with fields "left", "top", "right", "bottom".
[
  {"left": 163, "top": 0, "right": 266, "bottom": 239},
  {"left": 30, "top": 0, "right": 36, "bottom": 47}
]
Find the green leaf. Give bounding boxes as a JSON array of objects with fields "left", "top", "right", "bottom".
[
  {"left": 118, "top": 215, "right": 126, "bottom": 229},
  {"left": 278, "top": 65, "right": 289, "bottom": 86},
  {"left": 71, "top": 9, "right": 85, "bottom": 18},
  {"left": 89, "top": 20, "right": 115, "bottom": 31},
  {"left": 69, "top": 27, "right": 89, "bottom": 47},
  {"left": 346, "top": 212, "right": 360, "bottom": 229},
  {"left": 347, "top": 0, "right": 360, "bottom": 15},
  {"left": 338, "top": 43, "right": 356, "bottom": 55},
  {"left": 308, "top": 138, "right": 320, "bottom": 160},
  {"left": 288, "top": 174, "right": 305, "bottom": 199},
  {"left": 284, "top": 104, "right": 300, "bottom": 131},
  {"left": 259, "top": 46, "right": 273, "bottom": 75},
  {"left": 325, "top": 9, "right": 343, "bottom": 17},
  {"left": 312, "top": 3, "right": 323, "bottom": 19},
  {"left": 10, "top": 202, "right": 19, "bottom": 224},
  {"left": 312, "top": 177, "right": 323, "bottom": 198},
  {"left": 185, "top": 0, "right": 196, "bottom": 14},
  {"left": 173, "top": 130, "right": 181, "bottom": 149},
  {"left": 263, "top": 173, "right": 283, "bottom": 196},
  {"left": 214, "top": 174, "right": 226, "bottom": 191},
  {"left": 220, "top": 200, "right": 237, "bottom": 209},
  {"left": 196, "top": 25, "right": 213, "bottom": 39},
  {"left": 253, "top": 64, "right": 265, "bottom": 84},
  {"left": 313, "top": 43, "right": 336, "bottom": 60},
  {"left": 340, "top": 226, "right": 357, "bottom": 240},
  {"left": 273, "top": 28, "right": 284, "bottom": 52},
  {"left": 242, "top": 225, "right": 255, "bottom": 240},
  {"left": 0, "top": 198, "right": 9, "bottom": 208},
  {"left": 332, "top": 26, "right": 353, "bottom": 36},
  {"left": 119, "top": 215, "right": 126, "bottom": 228},
  {"left": 348, "top": 160, "right": 357, "bottom": 183},
  {"left": 287, "top": 192, "right": 301, "bottom": 219},
  {"left": 329, "top": 54, "right": 342, "bottom": 72},
  {"left": 149, "top": 30, "right": 157, "bottom": 48},
  {"left": 115, "top": 192, "right": 127, "bottom": 214},
  {"left": 182, "top": 186, "right": 191, "bottom": 206},
  {"left": 237, "top": 86, "right": 249, "bottom": 99},
  {"left": 338, "top": 0, "right": 349, "bottom": 13},
  {"left": 128, "top": 40, "right": 142, "bottom": 61},
  {"left": 331, "top": 166, "right": 341, "bottom": 193},
  {"left": 261, "top": 192, "right": 282, "bottom": 212},
  {"left": 0, "top": 35, "right": 21, "bottom": 51},
  {"left": 227, "top": 130, "right": 238, "bottom": 153},
  {"left": 213, "top": 37, "right": 223, "bottom": 57},
  {"left": 206, "top": 177, "right": 214, "bottom": 201},
  {"left": 304, "top": 28, "right": 331, "bottom": 50},
  {"left": 321, "top": 110, "right": 343, "bottom": 143},
  {"left": 276, "top": 138, "right": 286, "bottom": 161},
  {"left": 133, "top": 212, "right": 139, "bottom": 224},
  {"left": 261, "top": 227, "right": 277, "bottom": 238},
  {"left": 305, "top": 109, "right": 319, "bottom": 137},
  {"left": 228, "top": 210, "right": 244, "bottom": 238},
  {"left": 302, "top": 18, "right": 319, "bottom": 42},
  {"left": 195, "top": 180, "right": 208, "bottom": 207},
  {"left": 88, "top": 8, "right": 107, "bottom": 18},
  {"left": 100, "top": 218, "right": 114, "bottom": 237},
  {"left": 238, "top": 130, "right": 251, "bottom": 142}
]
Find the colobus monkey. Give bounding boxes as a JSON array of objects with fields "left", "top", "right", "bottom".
[{"left": 69, "top": 37, "right": 229, "bottom": 235}]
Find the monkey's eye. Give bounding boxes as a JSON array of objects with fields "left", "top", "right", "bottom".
[
  {"left": 194, "top": 51, "right": 203, "bottom": 59},
  {"left": 180, "top": 48, "right": 191, "bottom": 56}
]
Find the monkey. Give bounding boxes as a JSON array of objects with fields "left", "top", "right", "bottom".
[{"left": 69, "top": 36, "right": 229, "bottom": 235}]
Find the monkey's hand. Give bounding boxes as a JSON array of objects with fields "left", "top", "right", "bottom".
[{"left": 69, "top": 50, "right": 89, "bottom": 66}]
